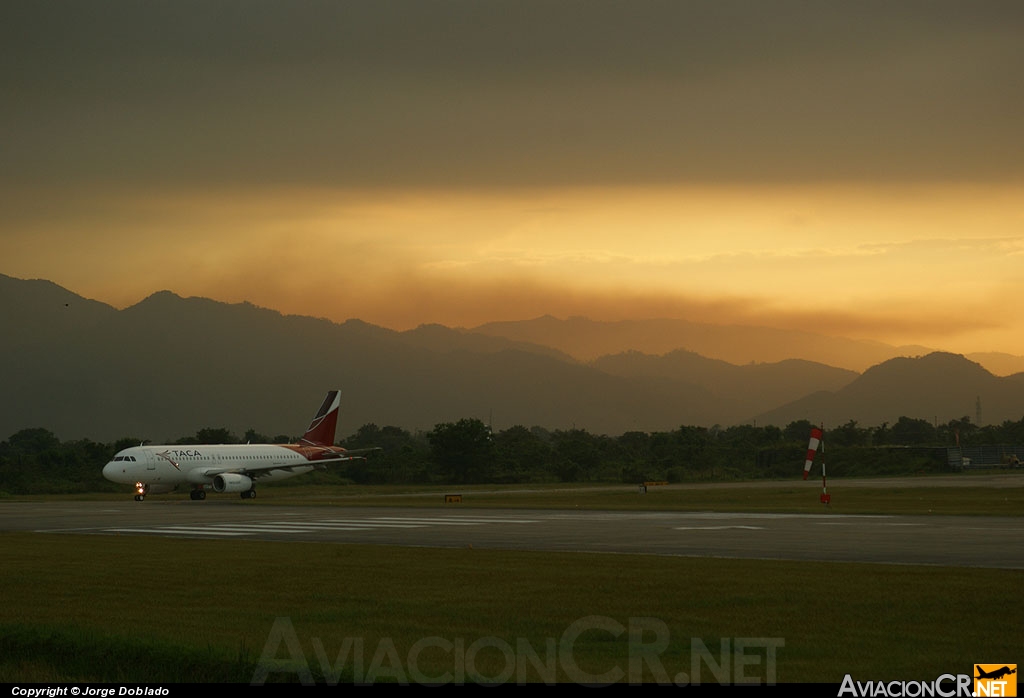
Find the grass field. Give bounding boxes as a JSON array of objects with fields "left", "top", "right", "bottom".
[
  {"left": 253, "top": 480, "right": 1024, "bottom": 516},
  {"left": 27, "top": 470, "right": 1024, "bottom": 517},
  {"left": 0, "top": 533, "right": 1018, "bottom": 685},
  {"left": 1, "top": 475, "right": 1020, "bottom": 685}
]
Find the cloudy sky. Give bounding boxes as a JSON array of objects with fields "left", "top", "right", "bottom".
[{"left": 2, "top": 1, "right": 1022, "bottom": 354}]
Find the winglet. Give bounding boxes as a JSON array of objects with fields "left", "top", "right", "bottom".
[{"left": 300, "top": 391, "right": 341, "bottom": 446}]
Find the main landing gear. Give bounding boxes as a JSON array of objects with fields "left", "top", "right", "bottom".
[
  {"left": 241, "top": 488, "right": 256, "bottom": 500},
  {"left": 190, "top": 487, "right": 207, "bottom": 501}
]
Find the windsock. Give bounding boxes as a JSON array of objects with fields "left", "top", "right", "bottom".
[{"left": 803, "top": 427, "right": 823, "bottom": 480}]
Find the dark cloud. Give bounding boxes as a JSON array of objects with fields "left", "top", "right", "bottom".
[{"left": 2, "top": 1, "right": 1022, "bottom": 189}]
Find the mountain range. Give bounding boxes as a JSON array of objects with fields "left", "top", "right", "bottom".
[{"left": 2, "top": 273, "right": 1023, "bottom": 441}]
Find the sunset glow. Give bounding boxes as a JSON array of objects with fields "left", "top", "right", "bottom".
[{"left": 2, "top": 2, "right": 1022, "bottom": 357}]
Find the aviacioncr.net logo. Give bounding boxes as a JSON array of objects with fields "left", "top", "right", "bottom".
[{"left": 974, "top": 665, "right": 1017, "bottom": 698}]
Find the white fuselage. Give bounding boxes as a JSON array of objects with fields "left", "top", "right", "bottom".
[{"left": 102, "top": 444, "right": 315, "bottom": 490}]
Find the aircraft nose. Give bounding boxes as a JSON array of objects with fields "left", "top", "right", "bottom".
[{"left": 102, "top": 461, "right": 121, "bottom": 482}]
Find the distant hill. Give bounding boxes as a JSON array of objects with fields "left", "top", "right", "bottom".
[
  {"left": 965, "top": 352, "right": 1024, "bottom": 377},
  {"left": 396, "top": 323, "right": 575, "bottom": 363},
  {"left": 0, "top": 273, "right": 116, "bottom": 347},
  {"left": 471, "top": 315, "right": 933, "bottom": 372},
  {"left": 754, "top": 352, "right": 1024, "bottom": 427},
  {"left": 592, "top": 350, "right": 858, "bottom": 421},
  {"left": 0, "top": 277, "right": 731, "bottom": 439},
  {"left": 3, "top": 274, "right": 1023, "bottom": 439}
]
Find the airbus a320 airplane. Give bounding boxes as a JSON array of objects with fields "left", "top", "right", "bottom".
[{"left": 102, "top": 390, "right": 377, "bottom": 501}]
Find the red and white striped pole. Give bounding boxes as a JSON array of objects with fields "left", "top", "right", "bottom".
[
  {"left": 803, "top": 426, "right": 822, "bottom": 480},
  {"left": 820, "top": 429, "right": 831, "bottom": 505}
]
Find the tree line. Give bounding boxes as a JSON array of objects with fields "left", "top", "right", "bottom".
[{"left": 2, "top": 415, "right": 1022, "bottom": 494}]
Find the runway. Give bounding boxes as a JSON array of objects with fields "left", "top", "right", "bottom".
[{"left": 2, "top": 500, "right": 1022, "bottom": 569}]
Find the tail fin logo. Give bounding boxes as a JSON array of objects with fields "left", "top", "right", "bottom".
[{"left": 300, "top": 390, "right": 341, "bottom": 446}]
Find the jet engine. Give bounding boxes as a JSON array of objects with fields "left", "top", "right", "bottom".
[{"left": 213, "top": 473, "right": 254, "bottom": 493}]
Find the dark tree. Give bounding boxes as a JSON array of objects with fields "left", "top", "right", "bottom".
[
  {"left": 890, "top": 416, "right": 936, "bottom": 445},
  {"left": 783, "top": 420, "right": 816, "bottom": 444},
  {"left": 427, "top": 418, "right": 494, "bottom": 483}
]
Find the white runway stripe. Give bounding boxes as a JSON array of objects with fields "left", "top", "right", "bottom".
[
  {"left": 164, "top": 524, "right": 378, "bottom": 532},
  {"left": 246, "top": 521, "right": 425, "bottom": 530},
  {"left": 106, "top": 528, "right": 249, "bottom": 536},
  {"left": 673, "top": 525, "right": 765, "bottom": 531},
  {"left": 99, "top": 514, "right": 537, "bottom": 538},
  {"left": 368, "top": 516, "right": 538, "bottom": 525}
]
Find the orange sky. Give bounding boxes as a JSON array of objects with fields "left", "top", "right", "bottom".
[{"left": 2, "top": 3, "right": 1023, "bottom": 356}]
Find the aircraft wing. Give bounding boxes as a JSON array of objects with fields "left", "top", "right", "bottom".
[
  {"left": 313, "top": 447, "right": 382, "bottom": 460},
  {"left": 194, "top": 464, "right": 311, "bottom": 480},
  {"left": 192, "top": 447, "right": 381, "bottom": 480}
]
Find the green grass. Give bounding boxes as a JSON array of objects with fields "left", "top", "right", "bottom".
[
  {"left": 2, "top": 475, "right": 1020, "bottom": 684},
  {"left": 0, "top": 532, "right": 1018, "bottom": 684},
  {"left": 167, "top": 475, "right": 1024, "bottom": 516},
  {"left": 19, "top": 472, "right": 1024, "bottom": 516},
  {"left": 10, "top": 469, "right": 1024, "bottom": 513}
]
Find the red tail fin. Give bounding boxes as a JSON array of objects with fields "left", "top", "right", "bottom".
[{"left": 300, "top": 391, "right": 341, "bottom": 446}]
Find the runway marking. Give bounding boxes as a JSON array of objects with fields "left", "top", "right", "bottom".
[
  {"left": 263, "top": 520, "right": 425, "bottom": 529},
  {"left": 673, "top": 525, "right": 765, "bottom": 531},
  {"left": 814, "top": 521, "right": 925, "bottom": 527},
  {"left": 162, "top": 524, "right": 395, "bottom": 532},
  {"left": 368, "top": 516, "right": 538, "bottom": 525},
  {"left": 106, "top": 528, "right": 250, "bottom": 537},
  {"left": 551, "top": 512, "right": 892, "bottom": 521},
  {"left": 92, "top": 514, "right": 539, "bottom": 539}
]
